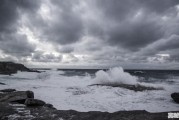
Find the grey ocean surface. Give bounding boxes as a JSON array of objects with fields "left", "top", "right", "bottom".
[
  {"left": 0, "top": 68, "right": 179, "bottom": 112},
  {"left": 58, "top": 69, "right": 179, "bottom": 83}
]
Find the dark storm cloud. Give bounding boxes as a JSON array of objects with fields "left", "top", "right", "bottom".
[
  {"left": 43, "top": 16, "right": 83, "bottom": 45},
  {"left": 140, "top": 35, "right": 179, "bottom": 58},
  {"left": 0, "top": 33, "right": 35, "bottom": 57},
  {"left": 0, "top": 0, "right": 18, "bottom": 32},
  {"left": 0, "top": 0, "right": 41, "bottom": 58},
  {"left": 0, "top": 0, "right": 179, "bottom": 67},
  {"left": 107, "top": 20, "right": 164, "bottom": 51},
  {"left": 26, "top": 0, "right": 84, "bottom": 45},
  {"left": 21, "top": 0, "right": 179, "bottom": 52},
  {"left": 88, "top": 0, "right": 179, "bottom": 51},
  {"left": 0, "top": 0, "right": 40, "bottom": 32},
  {"left": 95, "top": 0, "right": 179, "bottom": 20},
  {"left": 138, "top": 0, "right": 179, "bottom": 13}
]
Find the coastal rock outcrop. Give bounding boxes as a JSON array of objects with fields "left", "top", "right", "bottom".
[
  {"left": 0, "top": 89, "right": 16, "bottom": 92},
  {"left": 25, "top": 98, "right": 46, "bottom": 106},
  {"left": 0, "top": 89, "right": 47, "bottom": 107},
  {"left": 0, "top": 90, "right": 34, "bottom": 103},
  {"left": 0, "top": 82, "right": 6, "bottom": 85},
  {"left": 0, "top": 61, "right": 40, "bottom": 75},
  {"left": 171, "top": 93, "right": 179, "bottom": 103}
]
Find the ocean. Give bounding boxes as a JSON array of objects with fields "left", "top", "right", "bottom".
[{"left": 0, "top": 67, "right": 179, "bottom": 113}]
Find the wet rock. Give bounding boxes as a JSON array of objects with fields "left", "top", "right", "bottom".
[
  {"left": 89, "top": 83, "right": 163, "bottom": 92},
  {"left": 0, "top": 61, "right": 40, "bottom": 75},
  {"left": 26, "top": 91, "right": 34, "bottom": 98},
  {"left": 55, "top": 110, "right": 168, "bottom": 120},
  {"left": 25, "top": 98, "right": 46, "bottom": 106},
  {"left": 0, "top": 91, "right": 34, "bottom": 103},
  {"left": 44, "top": 103, "right": 54, "bottom": 108},
  {"left": 171, "top": 93, "right": 179, "bottom": 103},
  {"left": 0, "top": 82, "right": 6, "bottom": 85},
  {"left": 0, "top": 102, "right": 17, "bottom": 120},
  {"left": 0, "top": 89, "right": 16, "bottom": 93},
  {"left": 0, "top": 102, "right": 170, "bottom": 120}
]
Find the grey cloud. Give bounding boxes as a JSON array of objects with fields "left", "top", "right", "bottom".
[
  {"left": 0, "top": 34, "right": 35, "bottom": 57},
  {"left": 64, "top": 54, "right": 79, "bottom": 63},
  {"left": 1, "top": 0, "right": 179, "bottom": 67},
  {"left": 95, "top": 0, "right": 179, "bottom": 20},
  {"left": 0, "top": 0, "right": 18, "bottom": 33},
  {"left": 32, "top": 51, "right": 62, "bottom": 62},
  {"left": 140, "top": 35, "right": 179, "bottom": 56},
  {"left": 58, "top": 46, "right": 74, "bottom": 53},
  {"left": 89, "top": 0, "right": 179, "bottom": 51},
  {"left": 107, "top": 20, "right": 163, "bottom": 51},
  {"left": 0, "top": 0, "right": 41, "bottom": 59},
  {"left": 0, "top": 0, "right": 41, "bottom": 32},
  {"left": 95, "top": 0, "right": 139, "bottom": 21},
  {"left": 138, "top": 0, "right": 179, "bottom": 14},
  {"left": 169, "top": 50, "right": 179, "bottom": 62},
  {"left": 27, "top": 0, "right": 84, "bottom": 45}
]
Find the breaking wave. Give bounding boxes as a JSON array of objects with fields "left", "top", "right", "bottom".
[{"left": 93, "top": 67, "right": 137, "bottom": 85}]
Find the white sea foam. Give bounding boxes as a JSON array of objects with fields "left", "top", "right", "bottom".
[
  {"left": 93, "top": 67, "right": 137, "bottom": 85},
  {"left": 0, "top": 68, "right": 179, "bottom": 113}
]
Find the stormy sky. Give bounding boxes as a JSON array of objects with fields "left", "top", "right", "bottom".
[{"left": 0, "top": 0, "right": 179, "bottom": 69}]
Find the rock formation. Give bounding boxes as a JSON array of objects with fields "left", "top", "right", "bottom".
[
  {"left": 0, "top": 61, "right": 40, "bottom": 75},
  {"left": 89, "top": 83, "right": 163, "bottom": 92},
  {"left": 171, "top": 93, "right": 179, "bottom": 103}
]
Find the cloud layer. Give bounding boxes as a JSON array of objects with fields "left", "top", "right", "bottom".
[{"left": 0, "top": 0, "right": 179, "bottom": 68}]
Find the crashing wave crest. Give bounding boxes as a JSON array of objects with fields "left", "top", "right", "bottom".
[{"left": 94, "top": 67, "right": 137, "bottom": 85}]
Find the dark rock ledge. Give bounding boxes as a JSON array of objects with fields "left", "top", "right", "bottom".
[
  {"left": 171, "top": 93, "right": 179, "bottom": 103},
  {"left": 89, "top": 83, "right": 163, "bottom": 92},
  {"left": 0, "top": 82, "right": 6, "bottom": 85},
  {"left": 0, "top": 89, "right": 177, "bottom": 120},
  {"left": 0, "top": 62, "right": 40, "bottom": 75}
]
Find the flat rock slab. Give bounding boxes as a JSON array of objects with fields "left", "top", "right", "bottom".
[
  {"left": 25, "top": 98, "right": 46, "bottom": 106},
  {"left": 0, "top": 91, "right": 34, "bottom": 103},
  {"left": 0, "top": 61, "right": 41, "bottom": 75},
  {"left": 0, "top": 82, "right": 6, "bottom": 85},
  {"left": 0, "top": 89, "right": 16, "bottom": 93},
  {"left": 56, "top": 110, "right": 169, "bottom": 120}
]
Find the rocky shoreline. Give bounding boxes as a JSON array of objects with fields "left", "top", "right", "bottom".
[
  {"left": 0, "top": 62, "right": 40, "bottom": 75},
  {"left": 0, "top": 89, "right": 178, "bottom": 120},
  {"left": 0, "top": 62, "right": 178, "bottom": 120}
]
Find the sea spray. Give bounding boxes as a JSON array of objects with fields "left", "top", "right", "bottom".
[
  {"left": 93, "top": 67, "right": 137, "bottom": 85},
  {"left": 36, "top": 72, "right": 50, "bottom": 80}
]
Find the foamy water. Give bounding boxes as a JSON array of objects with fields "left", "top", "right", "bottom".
[{"left": 0, "top": 67, "right": 179, "bottom": 113}]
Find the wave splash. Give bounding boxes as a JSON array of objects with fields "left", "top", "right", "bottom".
[{"left": 93, "top": 67, "right": 137, "bottom": 85}]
